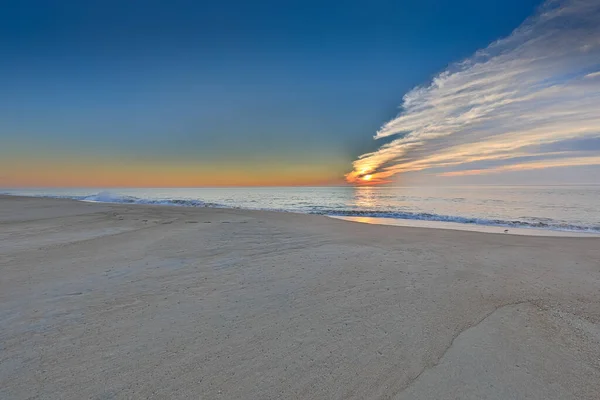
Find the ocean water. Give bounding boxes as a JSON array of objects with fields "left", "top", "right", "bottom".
[{"left": 2, "top": 186, "right": 599, "bottom": 234}]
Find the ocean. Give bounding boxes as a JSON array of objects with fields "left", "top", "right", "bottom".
[{"left": 2, "top": 185, "right": 599, "bottom": 235}]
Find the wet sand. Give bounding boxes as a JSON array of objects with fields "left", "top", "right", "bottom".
[
  {"left": 332, "top": 216, "right": 600, "bottom": 237},
  {"left": 1, "top": 195, "right": 599, "bottom": 399}
]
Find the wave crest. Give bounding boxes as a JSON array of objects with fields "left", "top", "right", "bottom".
[{"left": 79, "top": 191, "right": 209, "bottom": 207}]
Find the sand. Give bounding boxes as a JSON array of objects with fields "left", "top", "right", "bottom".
[{"left": 1, "top": 195, "right": 599, "bottom": 399}]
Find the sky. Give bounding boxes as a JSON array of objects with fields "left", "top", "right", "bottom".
[
  {"left": 347, "top": 0, "right": 600, "bottom": 186},
  {"left": 2, "top": 0, "right": 596, "bottom": 187}
]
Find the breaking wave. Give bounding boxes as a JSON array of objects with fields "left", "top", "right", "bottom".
[
  {"left": 5, "top": 191, "right": 216, "bottom": 208},
  {"left": 82, "top": 191, "right": 218, "bottom": 207}
]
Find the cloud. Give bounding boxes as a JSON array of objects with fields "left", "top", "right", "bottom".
[
  {"left": 347, "top": 0, "right": 600, "bottom": 184},
  {"left": 438, "top": 155, "right": 600, "bottom": 177}
]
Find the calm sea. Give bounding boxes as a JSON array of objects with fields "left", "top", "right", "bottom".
[{"left": 2, "top": 186, "right": 599, "bottom": 234}]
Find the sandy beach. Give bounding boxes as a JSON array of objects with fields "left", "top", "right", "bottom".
[{"left": 1, "top": 195, "right": 599, "bottom": 399}]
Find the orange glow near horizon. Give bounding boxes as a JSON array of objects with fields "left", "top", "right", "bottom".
[
  {"left": 345, "top": 169, "right": 388, "bottom": 186},
  {"left": 0, "top": 157, "right": 348, "bottom": 188}
]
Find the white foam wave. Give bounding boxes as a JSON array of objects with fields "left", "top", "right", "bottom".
[{"left": 23, "top": 191, "right": 211, "bottom": 208}]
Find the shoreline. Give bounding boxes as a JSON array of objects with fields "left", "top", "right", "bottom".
[
  {"left": 2, "top": 195, "right": 600, "bottom": 399},
  {"left": 2, "top": 193, "right": 597, "bottom": 238},
  {"left": 331, "top": 215, "right": 600, "bottom": 237}
]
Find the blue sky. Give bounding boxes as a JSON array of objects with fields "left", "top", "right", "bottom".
[{"left": 9, "top": 0, "right": 594, "bottom": 186}]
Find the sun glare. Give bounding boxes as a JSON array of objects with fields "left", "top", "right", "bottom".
[{"left": 363, "top": 174, "right": 373, "bottom": 181}]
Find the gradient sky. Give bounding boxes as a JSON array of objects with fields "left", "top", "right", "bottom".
[{"left": 6, "top": 0, "right": 594, "bottom": 187}]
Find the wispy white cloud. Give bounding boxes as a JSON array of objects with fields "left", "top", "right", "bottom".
[
  {"left": 347, "top": 0, "right": 600, "bottom": 184},
  {"left": 438, "top": 155, "right": 600, "bottom": 177}
]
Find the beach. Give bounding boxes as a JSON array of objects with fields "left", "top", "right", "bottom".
[{"left": 1, "top": 195, "right": 599, "bottom": 399}]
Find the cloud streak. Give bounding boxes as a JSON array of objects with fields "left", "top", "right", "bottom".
[{"left": 347, "top": 0, "right": 600, "bottom": 184}]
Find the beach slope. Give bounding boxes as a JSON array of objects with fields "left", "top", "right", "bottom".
[{"left": 1, "top": 196, "right": 599, "bottom": 399}]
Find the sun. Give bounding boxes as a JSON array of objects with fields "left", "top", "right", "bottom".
[{"left": 362, "top": 174, "right": 373, "bottom": 181}]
